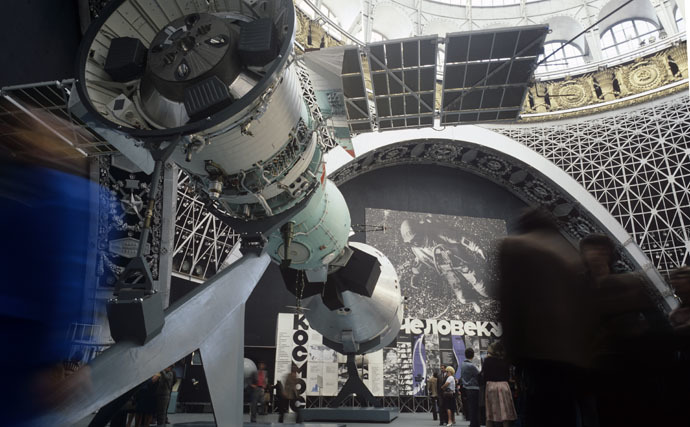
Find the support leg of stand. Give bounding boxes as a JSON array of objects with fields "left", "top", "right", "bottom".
[
  {"left": 329, "top": 354, "right": 380, "bottom": 408},
  {"left": 200, "top": 303, "right": 246, "bottom": 426},
  {"left": 54, "top": 252, "right": 271, "bottom": 426}
]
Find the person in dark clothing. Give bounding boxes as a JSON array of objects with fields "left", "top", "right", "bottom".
[
  {"left": 460, "top": 348, "right": 481, "bottom": 427},
  {"left": 153, "top": 366, "right": 174, "bottom": 426},
  {"left": 498, "top": 208, "right": 597, "bottom": 427},
  {"left": 281, "top": 366, "right": 299, "bottom": 422},
  {"left": 581, "top": 234, "right": 690, "bottom": 427},
  {"left": 133, "top": 379, "right": 156, "bottom": 427},
  {"left": 428, "top": 372, "right": 439, "bottom": 421},
  {"left": 274, "top": 381, "right": 289, "bottom": 423},
  {"left": 438, "top": 365, "right": 448, "bottom": 425},
  {"left": 249, "top": 361, "right": 269, "bottom": 422}
]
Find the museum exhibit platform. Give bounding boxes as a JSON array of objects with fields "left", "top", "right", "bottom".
[{"left": 297, "top": 407, "right": 399, "bottom": 423}]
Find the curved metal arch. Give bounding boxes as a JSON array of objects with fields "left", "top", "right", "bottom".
[{"left": 327, "top": 125, "right": 678, "bottom": 311}]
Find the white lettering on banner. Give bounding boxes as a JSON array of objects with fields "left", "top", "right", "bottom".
[
  {"left": 437, "top": 320, "right": 451, "bottom": 335},
  {"left": 475, "top": 322, "right": 490, "bottom": 337},
  {"left": 451, "top": 320, "right": 464, "bottom": 335},
  {"left": 410, "top": 319, "right": 424, "bottom": 335},
  {"left": 291, "top": 315, "right": 309, "bottom": 410},
  {"left": 401, "top": 318, "right": 499, "bottom": 336},
  {"left": 401, "top": 318, "right": 412, "bottom": 334},
  {"left": 424, "top": 319, "right": 437, "bottom": 334}
]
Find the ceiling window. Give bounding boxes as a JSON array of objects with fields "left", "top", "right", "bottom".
[
  {"left": 472, "top": 0, "right": 520, "bottom": 6},
  {"left": 535, "top": 41, "right": 586, "bottom": 74},
  {"left": 676, "top": 7, "right": 685, "bottom": 33},
  {"left": 319, "top": 4, "right": 342, "bottom": 41},
  {"left": 431, "top": 0, "right": 468, "bottom": 5},
  {"left": 370, "top": 31, "right": 387, "bottom": 43},
  {"left": 600, "top": 19, "right": 660, "bottom": 59},
  {"left": 431, "top": 0, "right": 540, "bottom": 5}
]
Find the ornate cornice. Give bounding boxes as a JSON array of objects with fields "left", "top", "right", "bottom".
[{"left": 519, "top": 42, "right": 688, "bottom": 122}]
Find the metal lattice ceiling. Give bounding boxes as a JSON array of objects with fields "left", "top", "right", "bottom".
[{"left": 492, "top": 93, "right": 690, "bottom": 276}]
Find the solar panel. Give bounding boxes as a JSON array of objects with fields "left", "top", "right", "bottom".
[
  {"left": 366, "top": 36, "right": 438, "bottom": 130},
  {"left": 341, "top": 47, "right": 372, "bottom": 134},
  {"left": 440, "top": 25, "right": 548, "bottom": 125}
]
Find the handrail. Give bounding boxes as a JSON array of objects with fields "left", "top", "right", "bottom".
[{"left": 535, "top": 32, "right": 687, "bottom": 81}]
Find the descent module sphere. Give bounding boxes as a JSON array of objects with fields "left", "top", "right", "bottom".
[{"left": 74, "top": 0, "right": 402, "bottom": 354}]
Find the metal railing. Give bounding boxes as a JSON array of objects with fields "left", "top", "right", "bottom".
[{"left": 0, "top": 80, "right": 117, "bottom": 157}]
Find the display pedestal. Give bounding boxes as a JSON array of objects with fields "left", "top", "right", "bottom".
[
  {"left": 297, "top": 407, "right": 399, "bottom": 423},
  {"left": 295, "top": 353, "right": 399, "bottom": 423},
  {"left": 242, "top": 422, "right": 346, "bottom": 427}
]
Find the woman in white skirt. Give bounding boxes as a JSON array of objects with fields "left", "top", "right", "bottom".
[
  {"left": 480, "top": 342, "right": 517, "bottom": 427},
  {"left": 441, "top": 366, "right": 457, "bottom": 426}
]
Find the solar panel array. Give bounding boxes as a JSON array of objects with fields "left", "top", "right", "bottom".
[
  {"left": 337, "top": 24, "right": 548, "bottom": 133},
  {"left": 341, "top": 47, "right": 372, "bottom": 134},
  {"left": 367, "top": 36, "right": 438, "bottom": 130},
  {"left": 440, "top": 25, "right": 549, "bottom": 125}
]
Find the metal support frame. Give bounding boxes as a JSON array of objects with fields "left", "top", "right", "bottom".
[
  {"left": 295, "top": 61, "right": 338, "bottom": 151},
  {"left": 113, "top": 140, "right": 179, "bottom": 296},
  {"left": 53, "top": 251, "right": 272, "bottom": 426},
  {"left": 329, "top": 354, "right": 380, "bottom": 408}
]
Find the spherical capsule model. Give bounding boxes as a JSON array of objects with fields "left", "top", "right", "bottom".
[{"left": 302, "top": 242, "right": 403, "bottom": 354}]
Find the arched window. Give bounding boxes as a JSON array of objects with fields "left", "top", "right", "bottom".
[
  {"left": 535, "top": 41, "right": 586, "bottom": 74},
  {"left": 676, "top": 7, "right": 685, "bottom": 32},
  {"left": 600, "top": 19, "right": 660, "bottom": 59}
]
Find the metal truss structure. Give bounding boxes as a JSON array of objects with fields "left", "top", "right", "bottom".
[
  {"left": 295, "top": 60, "right": 339, "bottom": 151},
  {"left": 173, "top": 169, "right": 242, "bottom": 281},
  {"left": 96, "top": 155, "right": 166, "bottom": 287},
  {"left": 492, "top": 93, "right": 690, "bottom": 277},
  {"left": 304, "top": 395, "right": 435, "bottom": 412}
]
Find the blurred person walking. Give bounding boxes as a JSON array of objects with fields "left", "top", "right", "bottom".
[
  {"left": 497, "top": 208, "right": 597, "bottom": 427},
  {"left": 153, "top": 366, "right": 174, "bottom": 426},
  {"left": 280, "top": 366, "right": 299, "bottom": 422},
  {"left": 480, "top": 342, "right": 516, "bottom": 427},
  {"left": 249, "top": 361, "right": 268, "bottom": 422},
  {"left": 581, "top": 233, "right": 690, "bottom": 426}
]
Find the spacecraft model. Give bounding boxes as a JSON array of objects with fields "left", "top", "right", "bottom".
[{"left": 73, "top": 0, "right": 401, "bottom": 356}]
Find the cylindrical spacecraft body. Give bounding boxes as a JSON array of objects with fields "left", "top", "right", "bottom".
[
  {"left": 265, "top": 180, "right": 351, "bottom": 271},
  {"left": 75, "top": 0, "right": 345, "bottom": 268},
  {"left": 75, "top": 0, "right": 403, "bottom": 355}
]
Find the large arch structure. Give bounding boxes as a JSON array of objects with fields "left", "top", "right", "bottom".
[{"left": 326, "top": 125, "right": 679, "bottom": 311}]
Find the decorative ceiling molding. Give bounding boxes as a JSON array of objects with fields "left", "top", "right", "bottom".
[{"left": 520, "top": 41, "right": 688, "bottom": 121}]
